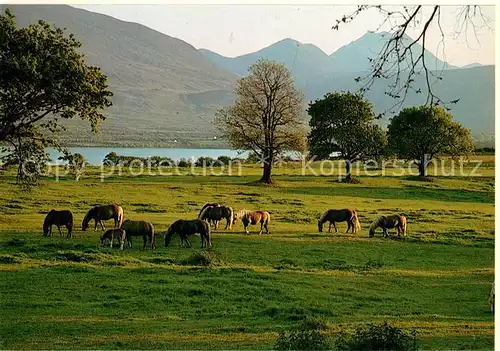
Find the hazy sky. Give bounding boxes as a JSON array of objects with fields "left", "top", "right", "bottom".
[{"left": 73, "top": 4, "right": 495, "bottom": 66}]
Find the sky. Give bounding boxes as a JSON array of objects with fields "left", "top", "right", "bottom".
[{"left": 71, "top": 4, "right": 496, "bottom": 67}]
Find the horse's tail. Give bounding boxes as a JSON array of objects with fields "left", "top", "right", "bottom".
[
  {"left": 400, "top": 215, "right": 407, "bottom": 236},
  {"left": 265, "top": 211, "right": 271, "bottom": 225},
  {"left": 117, "top": 206, "right": 124, "bottom": 228},
  {"left": 352, "top": 210, "right": 361, "bottom": 233},
  {"left": 228, "top": 207, "right": 234, "bottom": 230},
  {"left": 204, "top": 220, "right": 212, "bottom": 247}
]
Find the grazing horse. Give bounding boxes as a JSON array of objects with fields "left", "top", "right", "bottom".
[
  {"left": 43, "top": 210, "right": 73, "bottom": 238},
  {"left": 198, "top": 202, "right": 221, "bottom": 227},
  {"left": 100, "top": 228, "right": 127, "bottom": 250},
  {"left": 318, "top": 209, "right": 361, "bottom": 234},
  {"left": 120, "top": 219, "right": 156, "bottom": 249},
  {"left": 369, "top": 215, "right": 407, "bottom": 238},
  {"left": 82, "top": 203, "right": 124, "bottom": 231},
  {"left": 164, "top": 219, "right": 211, "bottom": 248},
  {"left": 199, "top": 205, "right": 234, "bottom": 230},
  {"left": 233, "top": 209, "right": 270, "bottom": 235}
]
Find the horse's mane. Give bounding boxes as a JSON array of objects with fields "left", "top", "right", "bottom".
[
  {"left": 198, "top": 203, "right": 219, "bottom": 219},
  {"left": 369, "top": 216, "right": 385, "bottom": 230},
  {"left": 234, "top": 209, "right": 249, "bottom": 219},
  {"left": 199, "top": 206, "right": 213, "bottom": 220},
  {"left": 82, "top": 206, "right": 97, "bottom": 225},
  {"left": 319, "top": 210, "right": 330, "bottom": 223}
]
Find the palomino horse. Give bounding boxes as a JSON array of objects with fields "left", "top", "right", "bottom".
[
  {"left": 318, "top": 209, "right": 360, "bottom": 234},
  {"left": 100, "top": 228, "right": 127, "bottom": 250},
  {"left": 82, "top": 203, "right": 124, "bottom": 231},
  {"left": 233, "top": 209, "right": 270, "bottom": 235},
  {"left": 121, "top": 219, "right": 156, "bottom": 249},
  {"left": 199, "top": 205, "right": 234, "bottom": 230},
  {"left": 164, "top": 219, "right": 211, "bottom": 248},
  {"left": 43, "top": 209, "right": 74, "bottom": 238},
  {"left": 369, "top": 215, "right": 407, "bottom": 238}
]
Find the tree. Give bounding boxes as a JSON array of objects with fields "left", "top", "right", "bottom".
[
  {"left": 215, "top": 58, "right": 307, "bottom": 184},
  {"left": 58, "top": 151, "right": 87, "bottom": 181},
  {"left": 387, "top": 105, "right": 474, "bottom": 177},
  {"left": 307, "top": 92, "right": 387, "bottom": 181},
  {"left": 333, "top": 6, "right": 492, "bottom": 110},
  {"left": 0, "top": 9, "right": 113, "bottom": 184}
]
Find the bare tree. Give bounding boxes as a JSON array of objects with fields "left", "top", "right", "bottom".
[
  {"left": 333, "top": 5, "right": 493, "bottom": 112},
  {"left": 215, "top": 58, "right": 307, "bottom": 184}
]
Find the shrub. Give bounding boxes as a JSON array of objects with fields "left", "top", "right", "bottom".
[
  {"left": 183, "top": 251, "right": 223, "bottom": 267},
  {"left": 334, "top": 321, "right": 417, "bottom": 351},
  {"left": 275, "top": 318, "right": 329, "bottom": 350},
  {"left": 217, "top": 155, "right": 232, "bottom": 165}
]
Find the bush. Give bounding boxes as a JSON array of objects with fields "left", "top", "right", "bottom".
[
  {"left": 177, "top": 158, "right": 193, "bottom": 168},
  {"left": 275, "top": 319, "right": 329, "bottom": 351},
  {"left": 217, "top": 155, "right": 232, "bottom": 165},
  {"left": 183, "top": 251, "right": 223, "bottom": 266},
  {"left": 334, "top": 321, "right": 417, "bottom": 351}
]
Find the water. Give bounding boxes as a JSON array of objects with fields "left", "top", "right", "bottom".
[{"left": 47, "top": 147, "right": 248, "bottom": 166}]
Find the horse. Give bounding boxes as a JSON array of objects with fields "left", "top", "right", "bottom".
[
  {"left": 198, "top": 202, "right": 220, "bottom": 227},
  {"left": 369, "top": 215, "right": 407, "bottom": 238},
  {"left": 317, "top": 209, "right": 361, "bottom": 234},
  {"left": 199, "top": 205, "right": 234, "bottom": 230},
  {"left": 82, "top": 203, "right": 124, "bottom": 231},
  {"left": 100, "top": 228, "right": 127, "bottom": 250},
  {"left": 43, "top": 210, "right": 73, "bottom": 238},
  {"left": 164, "top": 219, "right": 211, "bottom": 248},
  {"left": 233, "top": 209, "right": 270, "bottom": 235},
  {"left": 120, "top": 219, "right": 156, "bottom": 249}
]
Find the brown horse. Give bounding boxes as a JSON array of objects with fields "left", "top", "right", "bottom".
[
  {"left": 121, "top": 219, "right": 156, "bottom": 249},
  {"left": 164, "top": 219, "right": 212, "bottom": 248},
  {"left": 369, "top": 215, "right": 407, "bottom": 238},
  {"left": 82, "top": 203, "right": 124, "bottom": 231},
  {"left": 199, "top": 205, "right": 234, "bottom": 230},
  {"left": 234, "top": 209, "right": 270, "bottom": 235},
  {"left": 43, "top": 210, "right": 73, "bottom": 238},
  {"left": 100, "top": 228, "right": 127, "bottom": 250},
  {"left": 198, "top": 202, "right": 220, "bottom": 227},
  {"left": 318, "top": 209, "right": 360, "bottom": 234}
]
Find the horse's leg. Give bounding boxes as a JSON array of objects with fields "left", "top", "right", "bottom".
[
  {"left": 186, "top": 236, "right": 192, "bottom": 248},
  {"left": 110, "top": 234, "right": 114, "bottom": 248},
  {"left": 48, "top": 225, "right": 52, "bottom": 237},
  {"left": 100, "top": 220, "right": 106, "bottom": 231},
  {"left": 264, "top": 222, "right": 270, "bottom": 234},
  {"left": 57, "top": 226, "right": 63, "bottom": 236},
  {"left": 333, "top": 222, "right": 338, "bottom": 233},
  {"left": 94, "top": 219, "right": 98, "bottom": 231},
  {"left": 328, "top": 222, "right": 332, "bottom": 233},
  {"left": 259, "top": 222, "right": 263, "bottom": 235},
  {"left": 346, "top": 221, "right": 351, "bottom": 233},
  {"left": 67, "top": 225, "right": 72, "bottom": 238},
  {"left": 143, "top": 235, "right": 147, "bottom": 249},
  {"left": 383, "top": 228, "right": 388, "bottom": 237}
]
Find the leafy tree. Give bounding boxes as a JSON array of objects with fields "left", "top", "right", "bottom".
[
  {"left": 0, "top": 9, "right": 113, "bottom": 184},
  {"left": 307, "top": 91, "right": 387, "bottom": 181},
  {"left": 387, "top": 105, "right": 474, "bottom": 176},
  {"left": 217, "top": 155, "right": 232, "bottom": 166},
  {"left": 58, "top": 151, "right": 87, "bottom": 181},
  {"left": 102, "top": 152, "right": 119, "bottom": 166},
  {"left": 332, "top": 6, "right": 492, "bottom": 110},
  {"left": 215, "top": 58, "right": 307, "bottom": 184}
]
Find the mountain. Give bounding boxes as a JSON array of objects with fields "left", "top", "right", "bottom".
[
  {"left": 200, "top": 38, "right": 331, "bottom": 85},
  {"left": 2, "top": 4, "right": 239, "bottom": 147},
  {"left": 461, "top": 62, "right": 483, "bottom": 69}
]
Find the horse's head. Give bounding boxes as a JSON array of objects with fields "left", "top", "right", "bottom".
[
  {"left": 81, "top": 220, "right": 89, "bottom": 231},
  {"left": 318, "top": 220, "right": 323, "bottom": 232},
  {"left": 43, "top": 223, "right": 49, "bottom": 236},
  {"left": 164, "top": 229, "right": 173, "bottom": 247},
  {"left": 368, "top": 227, "right": 375, "bottom": 237}
]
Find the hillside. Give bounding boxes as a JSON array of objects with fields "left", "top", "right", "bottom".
[{"left": 2, "top": 4, "right": 238, "bottom": 147}]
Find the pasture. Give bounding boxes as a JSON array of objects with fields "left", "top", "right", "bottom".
[{"left": 0, "top": 159, "right": 495, "bottom": 350}]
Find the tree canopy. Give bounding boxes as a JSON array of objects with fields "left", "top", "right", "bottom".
[
  {"left": 0, "top": 8, "right": 113, "bottom": 185},
  {"left": 307, "top": 91, "right": 387, "bottom": 180},
  {"left": 387, "top": 105, "right": 474, "bottom": 176},
  {"left": 215, "top": 58, "right": 306, "bottom": 184}
]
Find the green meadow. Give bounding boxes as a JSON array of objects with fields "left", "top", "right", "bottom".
[{"left": 0, "top": 158, "right": 495, "bottom": 350}]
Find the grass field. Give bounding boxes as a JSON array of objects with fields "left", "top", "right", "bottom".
[{"left": 0, "top": 159, "right": 495, "bottom": 350}]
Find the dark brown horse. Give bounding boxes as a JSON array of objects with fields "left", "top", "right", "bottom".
[
  {"left": 43, "top": 210, "right": 73, "bottom": 238},
  {"left": 198, "top": 202, "right": 220, "bottom": 227},
  {"left": 82, "top": 203, "right": 124, "bottom": 231},
  {"left": 199, "top": 205, "right": 234, "bottom": 230},
  {"left": 369, "top": 215, "right": 407, "bottom": 238},
  {"left": 318, "top": 209, "right": 360, "bottom": 234},
  {"left": 100, "top": 228, "right": 127, "bottom": 250},
  {"left": 121, "top": 219, "right": 155, "bottom": 249},
  {"left": 233, "top": 209, "right": 270, "bottom": 235},
  {"left": 164, "top": 219, "right": 211, "bottom": 248}
]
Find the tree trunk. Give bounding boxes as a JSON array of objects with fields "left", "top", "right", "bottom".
[
  {"left": 259, "top": 151, "right": 273, "bottom": 184},
  {"left": 418, "top": 154, "right": 427, "bottom": 177},
  {"left": 345, "top": 160, "right": 352, "bottom": 181}
]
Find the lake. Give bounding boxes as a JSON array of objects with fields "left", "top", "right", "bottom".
[{"left": 47, "top": 147, "right": 248, "bottom": 165}]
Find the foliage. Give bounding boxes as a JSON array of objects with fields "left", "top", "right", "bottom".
[
  {"left": 217, "top": 155, "right": 232, "bottom": 165},
  {"left": 275, "top": 318, "right": 330, "bottom": 350},
  {"left": 388, "top": 106, "right": 474, "bottom": 176},
  {"left": 0, "top": 8, "right": 112, "bottom": 185},
  {"left": 195, "top": 157, "right": 217, "bottom": 167},
  {"left": 307, "top": 91, "right": 387, "bottom": 180},
  {"left": 177, "top": 158, "right": 194, "bottom": 168},
  {"left": 333, "top": 321, "right": 418, "bottom": 351},
  {"left": 215, "top": 58, "right": 307, "bottom": 183},
  {"left": 182, "top": 251, "right": 223, "bottom": 267},
  {"left": 58, "top": 152, "right": 87, "bottom": 181},
  {"left": 102, "top": 152, "right": 174, "bottom": 168}
]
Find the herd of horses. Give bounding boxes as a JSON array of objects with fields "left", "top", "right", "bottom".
[{"left": 42, "top": 202, "right": 407, "bottom": 250}]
